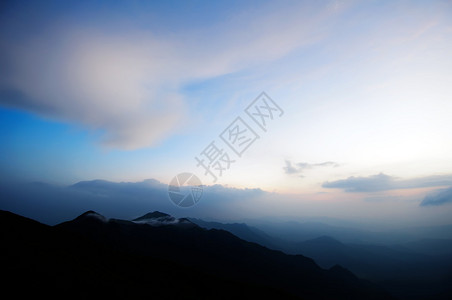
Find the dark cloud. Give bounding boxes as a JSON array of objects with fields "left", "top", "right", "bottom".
[
  {"left": 322, "top": 173, "right": 452, "bottom": 193},
  {"left": 322, "top": 173, "right": 394, "bottom": 192},
  {"left": 420, "top": 187, "right": 452, "bottom": 206},
  {"left": 0, "top": 178, "right": 267, "bottom": 225},
  {"left": 283, "top": 161, "right": 299, "bottom": 174},
  {"left": 283, "top": 160, "right": 339, "bottom": 175}
]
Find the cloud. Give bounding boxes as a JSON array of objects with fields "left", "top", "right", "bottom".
[
  {"left": 0, "top": 178, "right": 268, "bottom": 225},
  {"left": 0, "top": 29, "right": 188, "bottom": 149},
  {"left": 283, "top": 160, "right": 339, "bottom": 175},
  {"left": 283, "top": 161, "right": 300, "bottom": 175},
  {"left": 420, "top": 187, "right": 452, "bottom": 206},
  {"left": 0, "top": 2, "right": 341, "bottom": 149},
  {"left": 323, "top": 173, "right": 452, "bottom": 193}
]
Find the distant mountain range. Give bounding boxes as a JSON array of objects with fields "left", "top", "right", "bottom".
[
  {"left": 191, "top": 218, "right": 452, "bottom": 300},
  {"left": 1, "top": 209, "right": 391, "bottom": 299},
  {"left": 244, "top": 219, "right": 452, "bottom": 244}
]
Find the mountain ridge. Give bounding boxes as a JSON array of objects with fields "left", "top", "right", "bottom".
[{"left": 1, "top": 209, "right": 392, "bottom": 299}]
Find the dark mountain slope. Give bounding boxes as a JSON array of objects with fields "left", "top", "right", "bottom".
[
  {"left": 189, "top": 217, "right": 279, "bottom": 249},
  {"left": 56, "top": 211, "right": 391, "bottom": 299},
  {"left": 172, "top": 217, "right": 452, "bottom": 300},
  {"left": 1, "top": 210, "right": 300, "bottom": 299},
  {"left": 1, "top": 210, "right": 391, "bottom": 299},
  {"left": 289, "top": 235, "right": 452, "bottom": 299}
]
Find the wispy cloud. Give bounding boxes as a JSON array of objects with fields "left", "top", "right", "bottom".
[
  {"left": 0, "top": 2, "right": 341, "bottom": 150},
  {"left": 420, "top": 187, "right": 452, "bottom": 206},
  {"left": 283, "top": 160, "right": 339, "bottom": 176},
  {"left": 322, "top": 173, "right": 452, "bottom": 192}
]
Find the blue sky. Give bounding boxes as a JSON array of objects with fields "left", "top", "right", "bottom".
[{"left": 1, "top": 0, "right": 452, "bottom": 225}]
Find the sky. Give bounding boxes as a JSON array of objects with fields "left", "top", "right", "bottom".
[{"left": 1, "top": 0, "right": 452, "bottom": 226}]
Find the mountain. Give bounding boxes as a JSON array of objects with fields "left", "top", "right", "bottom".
[
  {"left": 192, "top": 218, "right": 452, "bottom": 300},
  {"left": 1, "top": 209, "right": 391, "bottom": 299},
  {"left": 247, "top": 219, "right": 420, "bottom": 244},
  {"left": 396, "top": 238, "right": 452, "bottom": 256},
  {"left": 0, "top": 210, "right": 298, "bottom": 298},
  {"left": 189, "top": 218, "right": 280, "bottom": 249},
  {"left": 396, "top": 224, "right": 452, "bottom": 240},
  {"left": 286, "top": 236, "right": 452, "bottom": 300},
  {"left": 247, "top": 218, "right": 452, "bottom": 245},
  {"left": 133, "top": 211, "right": 194, "bottom": 227},
  {"left": 134, "top": 211, "right": 171, "bottom": 220}
]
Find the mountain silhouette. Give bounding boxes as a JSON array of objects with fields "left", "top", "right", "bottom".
[
  {"left": 1, "top": 209, "right": 392, "bottom": 299},
  {"left": 193, "top": 218, "right": 452, "bottom": 299},
  {"left": 132, "top": 211, "right": 195, "bottom": 227},
  {"left": 133, "top": 211, "right": 171, "bottom": 220},
  {"left": 189, "top": 217, "right": 279, "bottom": 249}
]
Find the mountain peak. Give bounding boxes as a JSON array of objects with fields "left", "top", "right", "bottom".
[
  {"left": 75, "top": 211, "right": 108, "bottom": 222},
  {"left": 133, "top": 211, "right": 170, "bottom": 221},
  {"left": 132, "top": 211, "right": 194, "bottom": 227}
]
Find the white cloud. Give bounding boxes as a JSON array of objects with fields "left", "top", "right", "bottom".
[
  {"left": 0, "top": 28, "right": 188, "bottom": 149},
  {"left": 0, "top": 2, "right": 338, "bottom": 149}
]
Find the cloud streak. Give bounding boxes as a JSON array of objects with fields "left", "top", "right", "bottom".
[
  {"left": 421, "top": 187, "right": 452, "bottom": 206},
  {"left": 283, "top": 160, "right": 339, "bottom": 175},
  {"left": 322, "top": 173, "right": 452, "bottom": 192}
]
